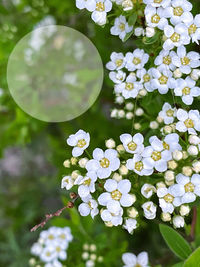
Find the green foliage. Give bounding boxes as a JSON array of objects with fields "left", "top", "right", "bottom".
[{"left": 184, "top": 247, "right": 200, "bottom": 267}]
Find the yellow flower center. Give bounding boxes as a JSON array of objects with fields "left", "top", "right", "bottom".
[
  {"left": 83, "top": 178, "right": 91, "bottom": 186},
  {"left": 119, "top": 23, "right": 125, "bottom": 31},
  {"left": 163, "top": 56, "right": 172, "bottom": 65},
  {"left": 100, "top": 157, "right": 110, "bottom": 168},
  {"left": 127, "top": 141, "right": 137, "bottom": 151},
  {"left": 182, "top": 87, "right": 190, "bottom": 95},
  {"left": 143, "top": 74, "right": 150, "bottom": 82},
  {"left": 132, "top": 57, "right": 141, "bottom": 65},
  {"left": 125, "top": 82, "right": 134, "bottom": 91},
  {"left": 184, "top": 182, "right": 195, "bottom": 192},
  {"left": 163, "top": 141, "right": 170, "bottom": 150},
  {"left": 188, "top": 24, "right": 197, "bottom": 35},
  {"left": 48, "top": 234, "right": 54, "bottom": 240},
  {"left": 151, "top": 14, "right": 160, "bottom": 24},
  {"left": 173, "top": 6, "right": 183, "bottom": 16},
  {"left": 77, "top": 139, "right": 87, "bottom": 148},
  {"left": 96, "top": 2, "right": 105, "bottom": 11},
  {"left": 46, "top": 252, "right": 51, "bottom": 257},
  {"left": 135, "top": 264, "right": 142, "bottom": 267},
  {"left": 59, "top": 233, "right": 66, "bottom": 239},
  {"left": 184, "top": 118, "right": 194, "bottom": 128},
  {"left": 111, "top": 189, "right": 122, "bottom": 200},
  {"left": 151, "top": 151, "right": 161, "bottom": 161},
  {"left": 115, "top": 59, "right": 123, "bottom": 67},
  {"left": 170, "top": 32, "right": 180, "bottom": 42},
  {"left": 154, "top": 0, "right": 162, "bottom": 3},
  {"left": 181, "top": 56, "right": 190, "bottom": 66},
  {"left": 164, "top": 193, "right": 174, "bottom": 203},
  {"left": 56, "top": 246, "right": 61, "bottom": 252},
  {"left": 166, "top": 109, "right": 174, "bottom": 117},
  {"left": 135, "top": 161, "right": 143, "bottom": 171},
  {"left": 159, "top": 75, "right": 168, "bottom": 85}
]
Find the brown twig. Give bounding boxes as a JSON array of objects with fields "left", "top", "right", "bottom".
[
  {"left": 30, "top": 194, "right": 78, "bottom": 232},
  {"left": 190, "top": 206, "right": 197, "bottom": 240}
]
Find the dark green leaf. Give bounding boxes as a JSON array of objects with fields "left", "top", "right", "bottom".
[
  {"left": 184, "top": 247, "right": 200, "bottom": 267},
  {"left": 128, "top": 13, "right": 137, "bottom": 26}
]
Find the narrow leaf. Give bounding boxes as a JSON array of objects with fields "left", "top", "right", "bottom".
[
  {"left": 159, "top": 224, "right": 192, "bottom": 260},
  {"left": 128, "top": 13, "right": 137, "bottom": 26},
  {"left": 184, "top": 247, "right": 200, "bottom": 267}
]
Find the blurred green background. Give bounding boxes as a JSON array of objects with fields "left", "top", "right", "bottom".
[{"left": 0, "top": 0, "right": 200, "bottom": 266}]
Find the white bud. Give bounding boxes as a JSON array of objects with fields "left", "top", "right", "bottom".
[
  {"left": 135, "top": 108, "right": 144, "bottom": 116},
  {"left": 189, "top": 135, "right": 200, "bottom": 145},
  {"left": 86, "top": 260, "right": 95, "bottom": 267},
  {"left": 180, "top": 205, "right": 190, "bottom": 216},
  {"left": 90, "top": 244, "right": 96, "bottom": 252},
  {"left": 71, "top": 170, "right": 80, "bottom": 179},
  {"left": 125, "top": 102, "right": 134, "bottom": 110},
  {"left": 190, "top": 69, "right": 200, "bottom": 81},
  {"left": 29, "top": 258, "right": 36, "bottom": 265},
  {"left": 172, "top": 150, "right": 183, "bottom": 161},
  {"left": 122, "top": 0, "right": 134, "bottom": 11},
  {"left": 139, "top": 88, "right": 147, "bottom": 96},
  {"left": 182, "top": 166, "right": 193, "bottom": 176},
  {"left": 161, "top": 212, "right": 171, "bottom": 222},
  {"left": 146, "top": 27, "right": 155, "bottom": 37},
  {"left": 118, "top": 109, "right": 125, "bottom": 118},
  {"left": 164, "top": 171, "right": 175, "bottom": 182},
  {"left": 173, "top": 215, "right": 185, "bottom": 228},
  {"left": 193, "top": 161, "right": 200, "bottom": 173},
  {"left": 116, "top": 96, "right": 124, "bottom": 104},
  {"left": 134, "top": 27, "right": 144, "bottom": 37},
  {"left": 63, "top": 159, "right": 70, "bottom": 168},
  {"left": 142, "top": 201, "right": 157, "bottom": 220},
  {"left": 134, "top": 123, "right": 141, "bottom": 130},
  {"left": 182, "top": 151, "right": 188, "bottom": 159},
  {"left": 157, "top": 116, "right": 163, "bottom": 123},
  {"left": 127, "top": 207, "right": 138, "bottom": 218},
  {"left": 82, "top": 252, "right": 89, "bottom": 260},
  {"left": 116, "top": 144, "right": 125, "bottom": 153},
  {"left": 83, "top": 243, "right": 89, "bottom": 250},
  {"left": 112, "top": 172, "right": 123, "bottom": 181},
  {"left": 97, "top": 256, "right": 103, "bottom": 262},
  {"left": 156, "top": 182, "right": 166, "bottom": 189},
  {"left": 188, "top": 145, "right": 198, "bottom": 156},
  {"left": 150, "top": 121, "right": 159, "bottom": 129},
  {"left": 78, "top": 157, "right": 88, "bottom": 168},
  {"left": 105, "top": 221, "right": 113, "bottom": 227},
  {"left": 105, "top": 138, "right": 116, "bottom": 149},
  {"left": 71, "top": 157, "right": 78, "bottom": 165},
  {"left": 90, "top": 254, "right": 97, "bottom": 261},
  {"left": 168, "top": 160, "right": 178, "bottom": 170},
  {"left": 111, "top": 109, "right": 118, "bottom": 118},
  {"left": 119, "top": 165, "right": 128, "bottom": 175},
  {"left": 126, "top": 112, "right": 134, "bottom": 120},
  {"left": 141, "top": 183, "right": 156, "bottom": 198},
  {"left": 173, "top": 68, "right": 182, "bottom": 78}
]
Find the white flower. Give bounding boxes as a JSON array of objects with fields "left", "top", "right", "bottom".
[
  {"left": 141, "top": 184, "right": 156, "bottom": 198},
  {"left": 163, "top": 23, "right": 190, "bottom": 50},
  {"left": 77, "top": 171, "right": 97, "bottom": 198},
  {"left": 109, "top": 70, "right": 126, "bottom": 84},
  {"left": 186, "top": 14, "right": 200, "bottom": 44},
  {"left": 123, "top": 218, "right": 137, "bottom": 234},
  {"left": 142, "top": 201, "right": 157, "bottom": 219},
  {"left": 122, "top": 0, "right": 134, "bottom": 11},
  {"left": 110, "top": 15, "right": 133, "bottom": 41},
  {"left": 162, "top": 133, "right": 182, "bottom": 152},
  {"left": 173, "top": 215, "right": 185, "bottom": 228},
  {"left": 176, "top": 109, "right": 200, "bottom": 134},
  {"left": 86, "top": 148, "right": 120, "bottom": 178},
  {"left": 53, "top": 242, "right": 67, "bottom": 260},
  {"left": 101, "top": 204, "right": 123, "bottom": 226},
  {"left": 106, "top": 52, "right": 125, "bottom": 70},
  {"left": 78, "top": 195, "right": 99, "bottom": 218},
  {"left": 86, "top": 260, "right": 95, "bottom": 267},
  {"left": 122, "top": 252, "right": 149, "bottom": 267},
  {"left": 134, "top": 27, "right": 145, "bottom": 36},
  {"left": 120, "top": 133, "right": 144, "bottom": 154},
  {"left": 157, "top": 187, "right": 181, "bottom": 213},
  {"left": 125, "top": 49, "right": 149, "bottom": 71},
  {"left": 167, "top": 0, "right": 192, "bottom": 25},
  {"left": 170, "top": 173, "right": 200, "bottom": 204},
  {"left": 76, "top": 0, "right": 94, "bottom": 10},
  {"left": 40, "top": 246, "right": 57, "bottom": 262},
  {"left": 115, "top": 74, "right": 143, "bottom": 99},
  {"left": 151, "top": 66, "right": 176, "bottom": 94},
  {"left": 172, "top": 46, "right": 200, "bottom": 74},
  {"left": 136, "top": 68, "right": 153, "bottom": 92},
  {"left": 143, "top": 0, "right": 170, "bottom": 8},
  {"left": 31, "top": 242, "right": 43, "bottom": 256},
  {"left": 145, "top": 6, "right": 169, "bottom": 30},
  {"left": 45, "top": 260, "right": 62, "bottom": 267},
  {"left": 61, "top": 176, "right": 74, "bottom": 190},
  {"left": 142, "top": 136, "right": 172, "bottom": 172},
  {"left": 126, "top": 154, "right": 154, "bottom": 176},
  {"left": 67, "top": 130, "right": 90, "bottom": 157},
  {"left": 154, "top": 50, "right": 176, "bottom": 71},
  {"left": 146, "top": 27, "right": 155, "bottom": 37},
  {"left": 86, "top": 0, "right": 112, "bottom": 26},
  {"left": 98, "top": 179, "right": 134, "bottom": 208},
  {"left": 158, "top": 102, "right": 176, "bottom": 124},
  {"left": 174, "top": 77, "right": 200, "bottom": 105}
]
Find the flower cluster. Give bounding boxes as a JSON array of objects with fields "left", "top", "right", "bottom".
[
  {"left": 30, "top": 226, "right": 73, "bottom": 267},
  {"left": 122, "top": 251, "right": 149, "bottom": 267},
  {"left": 82, "top": 243, "right": 103, "bottom": 267}
]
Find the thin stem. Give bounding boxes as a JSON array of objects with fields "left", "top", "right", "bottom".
[
  {"left": 131, "top": 97, "right": 138, "bottom": 135},
  {"left": 190, "top": 206, "right": 197, "bottom": 240},
  {"left": 85, "top": 149, "right": 92, "bottom": 159}
]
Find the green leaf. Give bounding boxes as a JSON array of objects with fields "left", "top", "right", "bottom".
[
  {"left": 123, "top": 30, "right": 134, "bottom": 42},
  {"left": 184, "top": 247, "right": 200, "bottom": 267},
  {"left": 172, "top": 262, "right": 184, "bottom": 267},
  {"left": 159, "top": 224, "right": 192, "bottom": 260},
  {"left": 128, "top": 13, "right": 137, "bottom": 26}
]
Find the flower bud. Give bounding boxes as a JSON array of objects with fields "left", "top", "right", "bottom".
[
  {"left": 173, "top": 68, "right": 182, "bottom": 78},
  {"left": 126, "top": 102, "right": 134, "bottom": 110},
  {"left": 150, "top": 121, "right": 159, "bottom": 129},
  {"left": 164, "top": 170, "right": 175, "bottom": 182},
  {"left": 90, "top": 244, "right": 97, "bottom": 252},
  {"left": 134, "top": 123, "right": 141, "bottom": 130},
  {"left": 182, "top": 151, "right": 188, "bottom": 159},
  {"left": 190, "top": 69, "right": 200, "bottom": 81},
  {"left": 189, "top": 135, "right": 200, "bottom": 145},
  {"left": 83, "top": 243, "right": 89, "bottom": 250},
  {"left": 182, "top": 166, "right": 193, "bottom": 176},
  {"left": 146, "top": 27, "right": 155, "bottom": 37},
  {"left": 71, "top": 170, "right": 80, "bottom": 179},
  {"left": 78, "top": 157, "right": 88, "bottom": 168},
  {"left": 163, "top": 125, "right": 173, "bottom": 134},
  {"left": 119, "top": 165, "right": 128, "bottom": 175},
  {"left": 118, "top": 109, "right": 125, "bottom": 118},
  {"left": 180, "top": 205, "right": 190, "bottom": 216},
  {"left": 172, "top": 150, "right": 183, "bottom": 161},
  {"left": 188, "top": 145, "right": 198, "bottom": 156},
  {"left": 111, "top": 109, "right": 118, "bottom": 118},
  {"left": 112, "top": 172, "right": 122, "bottom": 181},
  {"left": 173, "top": 215, "right": 185, "bottom": 228},
  {"left": 117, "top": 144, "right": 125, "bottom": 153},
  {"left": 139, "top": 89, "right": 147, "bottom": 96},
  {"left": 122, "top": 0, "right": 134, "bottom": 11},
  {"left": 135, "top": 108, "right": 144, "bottom": 116},
  {"left": 71, "top": 157, "right": 78, "bottom": 165},
  {"left": 105, "top": 138, "right": 116, "bottom": 149},
  {"left": 115, "top": 95, "right": 124, "bottom": 104},
  {"left": 82, "top": 252, "right": 89, "bottom": 260},
  {"left": 156, "top": 182, "right": 166, "bottom": 189},
  {"left": 134, "top": 27, "right": 144, "bottom": 37},
  {"left": 126, "top": 112, "right": 134, "bottom": 120},
  {"left": 168, "top": 160, "right": 178, "bottom": 170},
  {"left": 127, "top": 207, "right": 138, "bottom": 218},
  {"left": 90, "top": 254, "right": 97, "bottom": 261},
  {"left": 97, "top": 256, "right": 103, "bottom": 262},
  {"left": 105, "top": 221, "right": 113, "bottom": 227},
  {"left": 161, "top": 212, "right": 171, "bottom": 222},
  {"left": 193, "top": 161, "right": 200, "bottom": 173},
  {"left": 157, "top": 116, "right": 163, "bottom": 123},
  {"left": 63, "top": 159, "right": 70, "bottom": 168}
]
